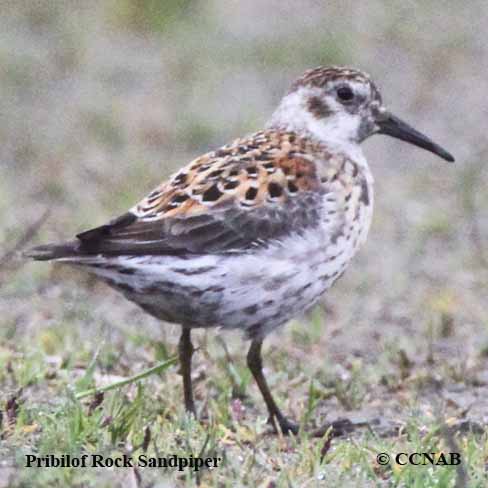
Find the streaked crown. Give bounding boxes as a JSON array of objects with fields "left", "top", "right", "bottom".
[{"left": 289, "top": 66, "right": 381, "bottom": 102}]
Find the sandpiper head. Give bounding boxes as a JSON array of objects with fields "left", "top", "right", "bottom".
[{"left": 268, "top": 66, "right": 454, "bottom": 162}]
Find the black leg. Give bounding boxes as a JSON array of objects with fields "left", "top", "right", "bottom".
[
  {"left": 246, "top": 338, "right": 298, "bottom": 435},
  {"left": 178, "top": 328, "right": 196, "bottom": 415}
]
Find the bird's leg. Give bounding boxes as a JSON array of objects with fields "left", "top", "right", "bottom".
[
  {"left": 178, "top": 328, "right": 196, "bottom": 415},
  {"left": 246, "top": 338, "right": 299, "bottom": 435}
]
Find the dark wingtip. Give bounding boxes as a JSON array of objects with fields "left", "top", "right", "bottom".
[
  {"left": 77, "top": 212, "right": 137, "bottom": 242},
  {"left": 24, "top": 241, "right": 80, "bottom": 261}
]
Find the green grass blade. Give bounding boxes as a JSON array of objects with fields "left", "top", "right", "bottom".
[{"left": 74, "top": 356, "right": 178, "bottom": 400}]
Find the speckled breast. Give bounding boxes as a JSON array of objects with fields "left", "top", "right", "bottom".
[{"left": 88, "top": 156, "right": 374, "bottom": 340}]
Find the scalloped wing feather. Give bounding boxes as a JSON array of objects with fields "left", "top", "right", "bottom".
[{"left": 75, "top": 131, "right": 335, "bottom": 255}]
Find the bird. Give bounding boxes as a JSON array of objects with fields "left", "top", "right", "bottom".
[{"left": 26, "top": 66, "right": 454, "bottom": 435}]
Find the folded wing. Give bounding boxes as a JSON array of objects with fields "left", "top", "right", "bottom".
[{"left": 29, "top": 131, "right": 333, "bottom": 259}]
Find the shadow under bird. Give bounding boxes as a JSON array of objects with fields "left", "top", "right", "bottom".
[{"left": 26, "top": 66, "right": 454, "bottom": 435}]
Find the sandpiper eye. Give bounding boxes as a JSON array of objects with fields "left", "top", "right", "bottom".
[{"left": 336, "top": 86, "right": 354, "bottom": 102}]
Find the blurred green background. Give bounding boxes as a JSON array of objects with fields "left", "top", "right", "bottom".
[
  {"left": 1, "top": 1, "right": 488, "bottom": 486},
  {"left": 2, "top": 0, "right": 486, "bottom": 347}
]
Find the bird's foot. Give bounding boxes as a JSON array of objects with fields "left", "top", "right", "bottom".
[
  {"left": 311, "top": 418, "right": 357, "bottom": 438},
  {"left": 267, "top": 416, "right": 358, "bottom": 437},
  {"left": 182, "top": 398, "right": 197, "bottom": 418},
  {"left": 267, "top": 415, "right": 300, "bottom": 435}
]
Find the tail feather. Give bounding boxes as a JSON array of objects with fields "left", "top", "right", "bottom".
[{"left": 24, "top": 240, "right": 83, "bottom": 261}]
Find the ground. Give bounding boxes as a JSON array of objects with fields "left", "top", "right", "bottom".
[{"left": 1, "top": 1, "right": 488, "bottom": 487}]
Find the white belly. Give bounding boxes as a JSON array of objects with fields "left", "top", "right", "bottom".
[{"left": 74, "top": 181, "right": 374, "bottom": 338}]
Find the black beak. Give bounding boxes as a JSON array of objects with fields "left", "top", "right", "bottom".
[{"left": 377, "top": 112, "right": 454, "bottom": 162}]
